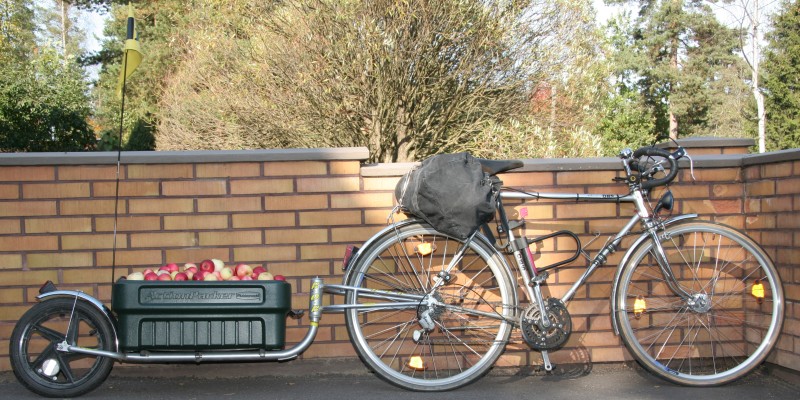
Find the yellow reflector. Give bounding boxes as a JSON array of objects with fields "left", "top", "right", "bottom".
[
  {"left": 407, "top": 356, "right": 425, "bottom": 370},
  {"left": 751, "top": 279, "right": 765, "bottom": 304},
  {"left": 633, "top": 295, "right": 646, "bottom": 319},
  {"left": 415, "top": 242, "right": 433, "bottom": 256}
]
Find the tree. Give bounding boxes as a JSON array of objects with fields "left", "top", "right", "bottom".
[
  {"left": 0, "top": 0, "right": 95, "bottom": 152},
  {"left": 761, "top": 0, "right": 800, "bottom": 150},
  {"left": 152, "top": 0, "right": 592, "bottom": 162},
  {"left": 0, "top": 47, "right": 95, "bottom": 151},
  {"left": 606, "top": 0, "right": 750, "bottom": 141}
]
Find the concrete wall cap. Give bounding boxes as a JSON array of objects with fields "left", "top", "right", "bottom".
[{"left": 0, "top": 147, "right": 370, "bottom": 166}]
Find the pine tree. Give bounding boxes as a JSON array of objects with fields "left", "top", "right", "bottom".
[
  {"left": 606, "top": 0, "right": 750, "bottom": 140},
  {"left": 762, "top": 0, "right": 800, "bottom": 150}
]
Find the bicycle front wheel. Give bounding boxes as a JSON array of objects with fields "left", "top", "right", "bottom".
[
  {"left": 615, "top": 221, "right": 784, "bottom": 386},
  {"left": 344, "top": 222, "right": 515, "bottom": 391}
]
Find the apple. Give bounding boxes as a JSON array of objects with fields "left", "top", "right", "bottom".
[
  {"left": 183, "top": 265, "right": 198, "bottom": 275},
  {"left": 211, "top": 259, "right": 225, "bottom": 272},
  {"left": 156, "top": 270, "right": 171, "bottom": 276},
  {"left": 220, "top": 267, "right": 234, "bottom": 280},
  {"left": 228, "top": 276, "right": 240, "bottom": 281},
  {"left": 144, "top": 272, "right": 159, "bottom": 281},
  {"left": 185, "top": 271, "right": 195, "bottom": 280},
  {"left": 234, "top": 263, "right": 253, "bottom": 278},
  {"left": 199, "top": 259, "right": 215, "bottom": 273},
  {"left": 127, "top": 272, "right": 145, "bottom": 280},
  {"left": 143, "top": 268, "right": 154, "bottom": 276},
  {"left": 157, "top": 273, "right": 172, "bottom": 281},
  {"left": 273, "top": 274, "right": 286, "bottom": 281},
  {"left": 192, "top": 271, "right": 207, "bottom": 281},
  {"left": 204, "top": 273, "right": 219, "bottom": 281},
  {"left": 183, "top": 262, "right": 197, "bottom": 271},
  {"left": 165, "top": 263, "right": 180, "bottom": 272},
  {"left": 241, "top": 275, "right": 253, "bottom": 281},
  {"left": 173, "top": 272, "right": 189, "bottom": 281},
  {"left": 257, "top": 272, "right": 273, "bottom": 280},
  {"left": 213, "top": 271, "right": 223, "bottom": 280},
  {"left": 251, "top": 266, "right": 266, "bottom": 277}
]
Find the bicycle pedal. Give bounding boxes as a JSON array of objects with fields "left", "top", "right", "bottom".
[{"left": 288, "top": 309, "right": 305, "bottom": 319}]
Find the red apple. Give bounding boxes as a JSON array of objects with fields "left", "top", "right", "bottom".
[
  {"left": 192, "top": 271, "right": 207, "bottom": 281},
  {"left": 143, "top": 268, "right": 154, "bottom": 275},
  {"left": 273, "top": 274, "right": 286, "bottom": 281},
  {"left": 241, "top": 275, "right": 253, "bottom": 281},
  {"left": 228, "top": 276, "right": 240, "bottom": 281},
  {"left": 234, "top": 263, "right": 253, "bottom": 278},
  {"left": 199, "top": 259, "right": 215, "bottom": 273},
  {"left": 185, "top": 271, "right": 195, "bottom": 280},
  {"left": 165, "top": 263, "right": 179, "bottom": 272},
  {"left": 157, "top": 273, "right": 172, "bottom": 281},
  {"left": 173, "top": 272, "right": 189, "bottom": 281},
  {"left": 251, "top": 266, "right": 266, "bottom": 277},
  {"left": 211, "top": 259, "right": 225, "bottom": 272},
  {"left": 144, "top": 272, "right": 159, "bottom": 281},
  {"left": 183, "top": 262, "right": 197, "bottom": 271},
  {"left": 183, "top": 265, "right": 198, "bottom": 275}
]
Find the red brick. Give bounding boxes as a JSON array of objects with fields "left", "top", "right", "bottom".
[
  {"left": 62, "top": 233, "right": 125, "bottom": 250},
  {"left": 266, "top": 229, "right": 327, "bottom": 244},
  {"left": 58, "top": 165, "right": 117, "bottom": 181},
  {"left": 265, "top": 195, "right": 328, "bottom": 211},
  {"left": 762, "top": 197, "right": 793, "bottom": 213},
  {"left": 557, "top": 203, "right": 617, "bottom": 219},
  {"left": 164, "top": 215, "right": 228, "bottom": 230},
  {"left": 22, "top": 182, "right": 89, "bottom": 199},
  {"left": 331, "top": 226, "right": 382, "bottom": 243},
  {"left": 297, "top": 177, "right": 360, "bottom": 193},
  {"left": 233, "top": 246, "right": 297, "bottom": 262},
  {"left": 263, "top": 161, "right": 327, "bottom": 176},
  {"left": 300, "top": 244, "right": 346, "bottom": 260},
  {"left": 777, "top": 178, "right": 800, "bottom": 195},
  {"left": 362, "top": 177, "right": 399, "bottom": 191},
  {"left": 267, "top": 261, "right": 331, "bottom": 277},
  {"left": 129, "top": 198, "right": 194, "bottom": 214},
  {"left": 27, "top": 252, "right": 93, "bottom": 268},
  {"left": 25, "top": 217, "right": 92, "bottom": 233},
  {"left": 199, "top": 230, "right": 262, "bottom": 246},
  {"left": 330, "top": 161, "right": 360, "bottom": 175},
  {"left": 0, "top": 184, "right": 19, "bottom": 199},
  {"left": 557, "top": 171, "right": 617, "bottom": 186},
  {"left": 299, "top": 210, "right": 361, "bottom": 226},
  {"left": 232, "top": 212, "right": 295, "bottom": 228},
  {"left": 0, "top": 254, "right": 23, "bottom": 270},
  {"left": 230, "top": 178, "right": 294, "bottom": 194},
  {"left": 0, "top": 201, "right": 57, "bottom": 217},
  {"left": 498, "top": 172, "right": 554, "bottom": 187},
  {"left": 197, "top": 197, "right": 260, "bottom": 212},
  {"left": 0, "top": 219, "right": 21, "bottom": 234},
  {"left": 130, "top": 232, "right": 196, "bottom": 248},
  {"left": 196, "top": 163, "right": 260, "bottom": 178},
  {"left": 0, "top": 269, "right": 58, "bottom": 286},
  {"left": 127, "top": 164, "right": 193, "bottom": 179},
  {"left": 746, "top": 180, "right": 775, "bottom": 196},
  {"left": 97, "top": 250, "right": 164, "bottom": 267},
  {"left": 60, "top": 199, "right": 118, "bottom": 215},
  {"left": 162, "top": 180, "right": 227, "bottom": 196},
  {"left": 95, "top": 215, "right": 162, "bottom": 232},
  {"left": 763, "top": 162, "right": 793, "bottom": 178},
  {"left": 0, "top": 235, "right": 58, "bottom": 251},
  {"left": 164, "top": 248, "right": 229, "bottom": 264},
  {"left": 331, "top": 193, "right": 394, "bottom": 209},
  {"left": 0, "top": 166, "right": 54, "bottom": 182},
  {"left": 93, "top": 181, "right": 160, "bottom": 197},
  {"left": 61, "top": 268, "right": 114, "bottom": 284}
]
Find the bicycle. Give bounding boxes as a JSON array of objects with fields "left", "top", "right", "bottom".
[{"left": 324, "top": 146, "right": 785, "bottom": 391}]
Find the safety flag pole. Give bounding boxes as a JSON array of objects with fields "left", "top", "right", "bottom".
[{"left": 112, "top": 2, "right": 143, "bottom": 284}]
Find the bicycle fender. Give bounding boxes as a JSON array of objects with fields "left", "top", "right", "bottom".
[
  {"left": 37, "top": 290, "right": 120, "bottom": 352},
  {"left": 609, "top": 214, "right": 698, "bottom": 335}
]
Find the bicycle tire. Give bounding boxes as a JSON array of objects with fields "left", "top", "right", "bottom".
[
  {"left": 344, "top": 222, "right": 515, "bottom": 391},
  {"left": 10, "top": 298, "right": 115, "bottom": 397},
  {"left": 615, "top": 221, "right": 784, "bottom": 386}
]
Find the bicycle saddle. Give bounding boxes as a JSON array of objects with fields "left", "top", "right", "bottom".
[{"left": 476, "top": 158, "right": 524, "bottom": 176}]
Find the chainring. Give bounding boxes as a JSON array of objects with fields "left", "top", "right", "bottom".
[{"left": 520, "top": 298, "right": 572, "bottom": 350}]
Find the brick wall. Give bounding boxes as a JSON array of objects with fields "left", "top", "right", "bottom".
[{"left": 0, "top": 143, "right": 797, "bottom": 374}]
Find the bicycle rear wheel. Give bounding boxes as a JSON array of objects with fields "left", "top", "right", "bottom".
[
  {"left": 615, "top": 221, "right": 783, "bottom": 386},
  {"left": 344, "top": 222, "right": 515, "bottom": 391}
]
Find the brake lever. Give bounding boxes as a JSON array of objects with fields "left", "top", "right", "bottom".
[{"left": 670, "top": 147, "right": 696, "bottom": 181}]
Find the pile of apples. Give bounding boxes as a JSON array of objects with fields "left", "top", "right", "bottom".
[{"left": 125, "top": 259, "right": 284, "bottom": 282}]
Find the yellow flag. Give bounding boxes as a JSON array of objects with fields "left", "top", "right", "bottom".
[{"left": 117, "top": 3, "right": 143, "bottom": 99}]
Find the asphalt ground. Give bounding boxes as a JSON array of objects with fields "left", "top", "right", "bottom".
[{"left": 1, "top": 359, "right": 798, "bottom": 400}]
